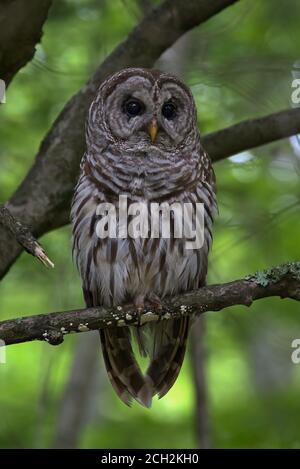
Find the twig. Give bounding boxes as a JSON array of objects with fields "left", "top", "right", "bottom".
[
  {"left": 0, "top": 262, "right": 299, "bottom": 347},
  {"left": 0, "top": 205, "right": 54, "bottom": 268}
]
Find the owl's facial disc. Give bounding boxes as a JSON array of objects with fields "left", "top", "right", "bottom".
[{"left": 104, "top": 74, "right": 195, "bottom": 152}]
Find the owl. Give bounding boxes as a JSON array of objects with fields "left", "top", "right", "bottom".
[{"left": 71, "top": 68, "right": 217, "bottom": 407}]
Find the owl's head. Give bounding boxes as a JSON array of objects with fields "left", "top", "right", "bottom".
[{"left": 87, "top": 68, "right": 198, "bottom": 153}]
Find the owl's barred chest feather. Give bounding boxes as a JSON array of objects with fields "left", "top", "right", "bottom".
[{"left": 72, "top": 148, "right": 216, "bottom": 307}]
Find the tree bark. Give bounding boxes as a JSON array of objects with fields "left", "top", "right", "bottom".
[
  {"left": 0, "top": 0, "right": 52, "bottom": 86},
  {"left": 204, "top": 108, "right": 300, "bottom": 162}
]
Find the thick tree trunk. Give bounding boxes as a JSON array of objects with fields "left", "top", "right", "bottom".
[{"left": 0, "top": 0, "right": 52, "bottom": 86}]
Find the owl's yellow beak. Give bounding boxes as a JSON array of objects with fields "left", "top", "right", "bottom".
[{"left": 148, "top": 118, "right": 158, "bottom": 143}]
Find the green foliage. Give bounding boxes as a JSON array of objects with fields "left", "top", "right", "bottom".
[{"left": 1, "top": 0, "right": 300, "bottom": 449}]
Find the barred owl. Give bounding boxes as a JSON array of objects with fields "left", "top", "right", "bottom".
[{"left": 71, "top": 68, "right": 217, "bottom": 407}]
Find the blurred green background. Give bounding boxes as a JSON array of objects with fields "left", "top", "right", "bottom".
[{"left": 0, "top": 0, "right": 300, "bottom": 449}]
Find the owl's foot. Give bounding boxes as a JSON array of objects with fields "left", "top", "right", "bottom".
[
  {"left": 147, "top": 292, "right": 163, "bottom": 310},
  {"left": 134, "top": 294, "right": 146, "bottom": 312},
  {"left": 133, "top": 292, "right": 163, "bottom": 313}
]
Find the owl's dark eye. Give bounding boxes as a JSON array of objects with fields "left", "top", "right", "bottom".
[
  {"left": 123, "top": 99, "right": 144, "bottom": 117},
  {"left": 162, "top": 101, "right": 177, "bottom": 120}
]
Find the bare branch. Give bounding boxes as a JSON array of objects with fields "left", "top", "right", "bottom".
[
  {"left": 204, "top": 108, "right": 300, "bottom": 162},
  {"left": 0, "top": 0, "right": 52, "bottom": 86},
  {"left": 0, "top": 262, "right": 299, "bottom": 347},
  {"left": 0, "top": 205, "right": 54, "bottom": 269},
  {"left": 0, "top": 0, "right": 240, "bottom": 279}
]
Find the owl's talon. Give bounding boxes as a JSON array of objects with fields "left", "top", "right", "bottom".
[
  {"left": 134, "top": 293, "right": 163, "bottom": 313},
  {"left": 146, "top": 292, "right": 163, "bottom": 311},
  {"left": 134, "top": 294, "right": 146, "bottom": 313}
]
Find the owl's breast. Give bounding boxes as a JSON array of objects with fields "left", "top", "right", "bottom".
[
  {"left": 72, "top": 152, "right": 217, "bottom": 306},
  {"left": 129, "top": 175, "right": 146, "bottom": 196}
]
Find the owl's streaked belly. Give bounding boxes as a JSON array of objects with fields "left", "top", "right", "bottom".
[{"left": 72, "top": 176, "right": 214, "bottom": 307}]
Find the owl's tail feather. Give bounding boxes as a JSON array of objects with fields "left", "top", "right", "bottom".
[
  {"left": 99, "top": 328, "right": 153, "bottom": 408},
  {"left": 146, "top": 317, "right": 190, "bottom": 398},
  {"left": 100, "top": 330, "right": 132, "bottom": 407},
  {"left": 83, "top": 288, "right": 152, "bottom": 407}
]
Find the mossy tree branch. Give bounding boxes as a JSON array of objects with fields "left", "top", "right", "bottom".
[{"left": 1, "top": 263, "right": 299, "bottom": 347}]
